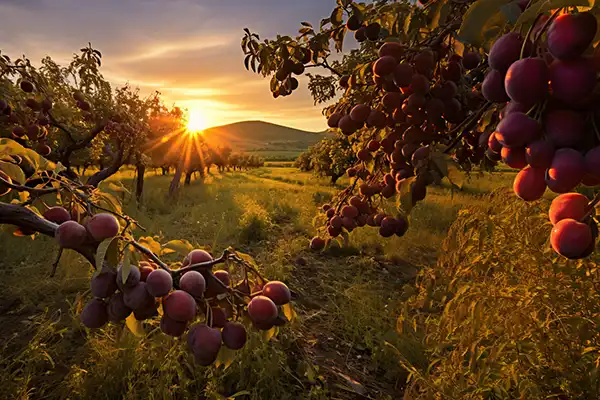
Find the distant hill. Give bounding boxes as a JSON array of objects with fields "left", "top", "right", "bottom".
[{"left": 202, "top": 121, "right": 332, "bottom": 160}]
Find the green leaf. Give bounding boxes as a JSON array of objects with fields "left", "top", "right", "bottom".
[
  {"left": 95, "top": 236, "right": 119, "bottom": 270},
  {"left": 331, "top": 6, "right": 344, "bottom": 26},
  {"left": 431, "top": 150, "right": 449, "bottom": 177},
  {"left": 161, "top": 239, "right": 194, "bottom": 257},
  {"left": 94, "top": 191, "right": 122, "bottom": 215},
  {"left": 0, "top": 138, "right": 55, "bottom": 172},
  {"left": 516, "top": 0, "right": 593, "bottom": 26},
  {"left": 282, "top": 303, "right": 297, "bottom": 323},
  {"left": 125, "top": 313, "right": 145, "bottom": 337},
  {"left": 120, "top": 246, "right": 132, "bottom": 285},
  {"left": 500, "top": 2, "right": 522, "bottom": 24},
  {"left": 447, "top": 162, "right": 465, "bottom": 189},
  {"left": 0, "top": 160, "right": 25, "bottom": 184},
  {"left": 457, "top": 0, "right": 512, "bottom": 46},
  {"left": 396, "top": 176, "right": 417, "bottom": 215}
]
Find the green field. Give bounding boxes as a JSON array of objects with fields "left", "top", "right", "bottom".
[{"left": 0, "top": 166, "right": 594, "bottom": 399}]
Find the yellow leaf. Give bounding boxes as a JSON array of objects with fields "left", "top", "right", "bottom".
[
  {"left": 262, "top": 326, "right": 278, "bottom": 341},
  {"left": 282, "top": 303, "right": 297, "bottom": 323},
  {"left": 125, "top": 313, "right": 145, "bottom": 337},
  {"left": 138, "top": 236, "right": 161, "bottom": 256}
]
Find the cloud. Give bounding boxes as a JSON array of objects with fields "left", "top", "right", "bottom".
[{"left": 0, "top": 0, "right": 341, "bottom": 131}]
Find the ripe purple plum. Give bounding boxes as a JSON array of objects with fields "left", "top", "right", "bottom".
[
  {"left": 116, "top": 265, "right": 141, "bottom": 290},
  {"left": 263, "top": 281, "right": 291, "bottom": 305},
  {"left": 182, "top": 249, "right": 213, "bottom": 267},
  {"left": 549, "top": 192, "right": 590, "bottom": 225},
  {"left": 488, "top": 132, "right": 503, "bottom": 154},
  {"left": 214, "top": 270, "right": 230, "bottom": 287},
  {"left": 495, "top": 112, "right": 541, "bottom": 148},
  {"left": 350, "top": 104, "right": 371, "bottom": 123},
  {"left": 327, "top": 112, "right": 343, "bottom": 128},
  {"left": 551, "top": 218, "right": 593, "bottom": 259},
  {"left": 310, "top": 237, "right": 325, "bottom": 250},
  {"left": 482, "top": 70, "right": 509, "bottom": 103},
  {"left": 86, "top": 213, "right": 120, "bottom": 241},
  {"left": 373, "top": 56, "right": 398, "bottom": 77},
  {"left": 160, "top": 315, "right": 187, "bottom": 337},
  {"left": 188, "top": 324, "right": 222, "bottom": 366},
  {"left": 500, "top": 101, "right": 529, "bottom": 120},
  {"left": 247, "top": 295, "right": 278, "bottom": 324},
  {"left": 145, "top": 269, "right": 173, "bottom": 297},
  {"left": 163, "top": 290, "right": 197, "bottom": 322},
  {"left": 91, "top": 269, "right": 118, "bottom": 298},
  {"left": 547, "top": 12, "right": 597, "bottom": 60},
  {"left": 489, "top": 32, "right": 528, "bottom": 72},
  {"left": 339, "top": 115, "right": 360, "bottom": 135},
  {"left": 393, "top": 63, "right": 414, "bottom": 87},
  {"left": 462, "top": 52, "right": 481, "bottom": 69},
  {"left": 222, "top": 321, "right": 247, "bottom": 350},
  {"left": 501, "top": 146, "right": 528, "bottom": 169},
  {"left": 549, "top": 58, "right": 597, "bottom": 104},
  {"left": 43, "top": 206, "right": 71, "bottom": 224},
  {"left": 546, "top": 148, "right": 586, "bottom": 193},
  {"left": 544, "top": 109, "right": 586, "bottom": 148},
  {"left": 123, "top": 282, "right": 154, "bottom": 310},
  {"left": 513, "top": 166, "right": 547, "bottom": 201},
  {"left": 525, "top": 140, "right": 555, "bottom": 169},
  {"left": 55, "top": 221, "right": 87, "bottom": 249},
  {"left": 504, "top": 58, "right": 548, "bottom": 106},
  {"left": 107, "top": 292, "right": 132, "bottom": 322},
  {"left": 81, "top": 298, "right": 109, "bottom": 329},
  {"left": 367, "top": 110, "right": 387, "bottom": 129},
  {"left": 179, "top": 270, "right": 206, "bottom": 297},
  {"left": 585, "top": 147, "right": 600, "bottom": 179}
]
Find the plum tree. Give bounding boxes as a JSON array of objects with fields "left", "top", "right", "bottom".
[{"left": 145, "top": 269, "right": 173, "bottom": 297}]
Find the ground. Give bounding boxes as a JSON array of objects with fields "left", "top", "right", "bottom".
[{"left": 0, "top": 165, "right": 520, "bottom": 400}]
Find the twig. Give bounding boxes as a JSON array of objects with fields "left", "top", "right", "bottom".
[
  {"left": 520, "top": 13, "right": 544, "bottom": 59},
  {"left": 50, "top": 248, "right": 63, "bottom": 277},
  {"left": 532, "top": 8, "right": 563, "bottom": 51},
  {"left": 443, "top": 102, "right": 492, "bottom": 154},
  {"left": 582, "top": 192, "right": 600, "bottom": 221},
  {"left": 0, "top": 175, "right": 59, "bottom": 195},
  {"left": 129, "top": 240, "right": 172, "bottom": 273}
]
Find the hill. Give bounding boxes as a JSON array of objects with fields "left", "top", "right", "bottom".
[{"left": 202, "top": 120, "right": 332, "bottom": 160}]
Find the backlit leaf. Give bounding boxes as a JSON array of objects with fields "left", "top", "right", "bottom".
[
  {"left": 0, "top": 160, "right": 25, "bottom": 185},
  {"left": 161, "top": 239, "right": 194, "bottom": 257},
  {"left": 282, "top": 303, "right": 297, "bottom": 323},
  {"left": 96, "top": 236, "right": 118, "bottom": 270},
  {"left": 215, "top": 346, "right": 237, "bottom": 370},
  {"left": 457, "top": 0, "right": 512, "bottom": 46},
  {"left": 125, "top": 313, "right": 145, "bottom": 337}
]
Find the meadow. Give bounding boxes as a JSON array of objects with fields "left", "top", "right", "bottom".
[{"left": 0, "top": 165, "right": 517, "bottom": 400}]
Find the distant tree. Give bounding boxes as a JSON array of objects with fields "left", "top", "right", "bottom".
[{"left": 296, "top": 134, "right": 356, "bottom": 184}]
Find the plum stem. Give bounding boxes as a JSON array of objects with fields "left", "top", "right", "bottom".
[
  {"left": 582, "top": 192, "right": 600, "bottom": 221},
  {"left": 531, "top": 8, "right": 563, "bottom": 53},
  {"left": 443, "top": 102, "right": 492, "bottom": 154},
  {"left": 520, "top": 13, "right": 544, "bottom": 59},
  {"left": 130, "top": 240, "right": 172, "bottom": 273}
]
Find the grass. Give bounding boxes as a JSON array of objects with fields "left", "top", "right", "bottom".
[{"left": 0, "top": 165, "right": 528, "bottom": 399}]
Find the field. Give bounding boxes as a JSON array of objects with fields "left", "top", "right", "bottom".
[{"left": 0, "top": 165, "right": 523, "bottom": 400}]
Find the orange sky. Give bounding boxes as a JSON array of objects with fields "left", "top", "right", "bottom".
[{"left": 0, "top": 0, "right": 349, "bottom": 132}]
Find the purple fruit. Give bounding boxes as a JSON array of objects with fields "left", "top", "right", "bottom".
[
  {"left": 495, "top": 112, "right": 541, "bottom": 148},
  {"left": 525, "top": 140, "right": 555, "bottom": 169},
  {"left": 549, "top": 58, "right": 597, "bottom": 104},
  {"left": 489, "top": 32, "right": 528, "bottom": 72},
  {"left": 505, "top": 58, "right": 549, "bottom": 106},
  {"left": 482, "top": 70, "right": 509, "bottom": 103},
  {"left": 546, "top": 148, "right": 586, "bottom": 193},
  {"left": 544, "top": 109, "right": 586, "bottom": 148}
]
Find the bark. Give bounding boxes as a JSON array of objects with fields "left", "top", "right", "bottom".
[{"left": 135, "top": 162, "right": 145, "bottom": 203}]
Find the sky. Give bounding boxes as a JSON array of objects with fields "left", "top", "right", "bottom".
[{"left": 0, "top": 0, "right": 351, "bottom": 132}]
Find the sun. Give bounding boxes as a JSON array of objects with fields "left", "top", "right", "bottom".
[{"left": 186, "top": 109, "right": 208, "bottom": 133}]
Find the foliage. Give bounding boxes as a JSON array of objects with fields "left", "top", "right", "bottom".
[{"left": 295, "top": 134, "right": 357, "bottom": 183}]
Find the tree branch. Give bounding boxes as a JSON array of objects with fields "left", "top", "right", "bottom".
[
  {"left": 0, "top": 201, "right": 96, "bottom": 265},
  {"left": 86, "top": 142, "right": 124, "bottom": 187}
]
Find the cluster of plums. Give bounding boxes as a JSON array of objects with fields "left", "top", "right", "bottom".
[
  {"left": 48, "top": 207, "right": 120, "bottom": 249},
  {"left": 273, "top": 48, "right": 311, "bottom": 98},
  {"left": 478, "top": 12, "right": 600, "bottom": 259},
  {"left": 80, "top": 246, "right": 292, "bottom": 366}
]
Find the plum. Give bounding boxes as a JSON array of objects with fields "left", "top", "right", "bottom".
[
  {"left": 513, "top": 166, "right": 547, "bottom": 201},
  {"left": 549, "top": 192, "right": 589, "bottom": 225},
  {"left": 546, "top": 148, "right": 586, "bottom": 193},
  {"left": 489, "top": 32, "right": 528, "bottom": 72},
  {"left": 547, "top": 12, "right": 597, "bottom": 60},
  {"left": 544, "top": 109, "right": 586, "bottom": 148},
  {"left": 549, "top": 58, "right": 597, "bottom": 104},
  {"left": 495, "top": 112, "right": 541, "bottom": 148},
  {"left": 551, "top": 218, "right": 593, "bottom": 259},
  {"left": 505, "top": 58, "right": 548, "bottom": 106}
]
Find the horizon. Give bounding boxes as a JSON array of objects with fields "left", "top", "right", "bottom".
[{"left": 0, "top": 0, "right": 357, "bottom": 132}]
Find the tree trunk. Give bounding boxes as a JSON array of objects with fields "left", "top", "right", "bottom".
[
  {"left": 135, "top": 162, "right": 145, "bottom": 204},
  {"left": 169, "top": 159, "right": 185, "bottom": 197},
  {"left": 184, "top": 171, "right": 192, "bottom": 185},
  {"left": 161, "top": 167, "right": 168, "bottom": 176},
  {"left": 330, "top": 174, "right": 341, "bottom": 184}
]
